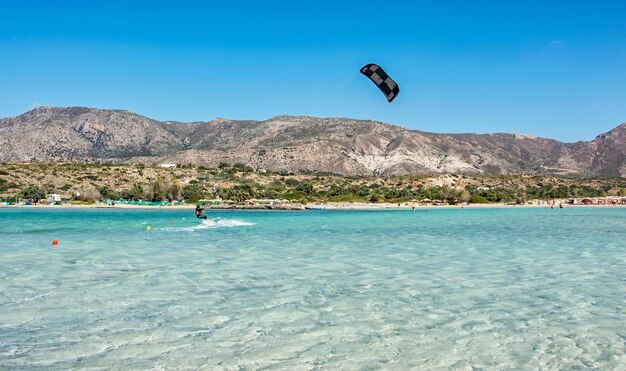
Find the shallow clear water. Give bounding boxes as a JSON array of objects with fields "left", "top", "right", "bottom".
[{"left": 0, "top": 207, "right": 625, "bottom": 369}]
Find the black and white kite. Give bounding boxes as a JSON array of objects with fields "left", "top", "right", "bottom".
[{"left": 360, "top": 64, "right": 400, "bottom": 103}]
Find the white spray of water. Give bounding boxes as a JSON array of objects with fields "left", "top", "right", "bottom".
[{"left": 164, "top": 218, "right": 255, "bottom": 232}]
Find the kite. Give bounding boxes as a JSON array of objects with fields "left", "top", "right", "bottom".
[{"left": 360, "top": 64, "right": 400, "bottom": 103}]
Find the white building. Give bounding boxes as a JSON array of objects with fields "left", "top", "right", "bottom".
[{"left": 159, "top": 163, "right": 177, "bottom": 168}]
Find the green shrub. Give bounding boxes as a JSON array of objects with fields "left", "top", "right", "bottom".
[
  {"left": 232, "top": 163, "right": 253, "bottom": 172},
  {"left": 295, "top": 182, "right": 314, "bottom": 195},
  {"left": 182, "top": 183, "right": 206, "bottom": 203},
  {"left": 469, "top": 195, "right": 490, "bottom": 204},
  {"left": 19, "top": 186, "right": 47, "bottom": 200},
  {"left": 259, "top": 189, "right": 280, "bottom": 199},
  {"left": 0, "top": 183, "right": 8, "bottom": 193},
  {"left": 122, "top": 183, "right": 145, "bottom": 200},
  {"left": 217, "top": 184, "right": 255, "bottom": 202},
  {"left": 98, "top": 186, "right": 120, "bottom": 200}
]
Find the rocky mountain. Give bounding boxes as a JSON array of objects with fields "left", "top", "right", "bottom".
[{"left": 1, "top": 106, "right": 624, "bottom": 176}]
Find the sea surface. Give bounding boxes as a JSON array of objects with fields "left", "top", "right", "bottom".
[{"left": 0, "top": 207, "right": 625, "bottom": 369}]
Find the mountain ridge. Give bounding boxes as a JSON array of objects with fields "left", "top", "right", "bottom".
[{"left": 1, "top": 106, "right": 624, "bottom": 177}]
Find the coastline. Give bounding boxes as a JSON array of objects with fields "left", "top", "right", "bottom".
[{"left": 2, "top": 201, "right": 625, "bottom": 211}]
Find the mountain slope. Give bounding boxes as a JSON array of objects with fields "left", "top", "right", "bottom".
[{"left": 0, "top": 107, "right": 624, "bottom": 176}]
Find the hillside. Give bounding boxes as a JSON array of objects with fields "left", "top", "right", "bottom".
[
  {"left": 2, "top": 163, "right": 625, "bottom": 205},
  {"left": 1, "top": 107, "right": 624, "bottom": 176}
]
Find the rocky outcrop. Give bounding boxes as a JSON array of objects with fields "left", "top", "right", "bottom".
[{"left": 0, "top": 107, "right": 624, "bottom": 176}]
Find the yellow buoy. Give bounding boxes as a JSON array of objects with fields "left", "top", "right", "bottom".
[{"left": 146, "top": 226, "right": 151, "bottom": 231}]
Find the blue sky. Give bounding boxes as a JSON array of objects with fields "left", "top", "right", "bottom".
[{"left": 1, "top": 1, "right": 625, "bottom": 141}]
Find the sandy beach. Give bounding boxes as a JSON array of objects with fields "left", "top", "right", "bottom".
[{"left": 3, "top": 200, "right": 625, "bottom": 210}]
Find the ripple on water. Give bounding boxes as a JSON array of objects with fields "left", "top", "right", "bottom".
[{"left": 0, "top": 208, "right": 625, "bottom": 369}]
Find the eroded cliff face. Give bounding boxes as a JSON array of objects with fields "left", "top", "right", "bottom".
[{"left": 1, "top": 107, "right": 624, "bottom": 176}]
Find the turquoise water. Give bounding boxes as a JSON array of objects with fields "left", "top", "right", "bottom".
[{"left": 1, "top": 207, "right": 625, "bottom": 369}]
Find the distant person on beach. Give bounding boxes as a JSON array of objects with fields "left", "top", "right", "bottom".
[{"left": 195, "top": 204, "right": 207, "bottom": 219}]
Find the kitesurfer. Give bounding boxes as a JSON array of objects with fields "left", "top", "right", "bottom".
[{"left": 195, "top": 203, "right": 207, "bottom": 219}]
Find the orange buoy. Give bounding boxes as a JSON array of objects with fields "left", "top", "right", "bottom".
[
  {"left": 169, "top": 221, "right": 173, "bottom": 225},
  {"left": 52, "top": 240, "right": 59, "bottom": 246}
]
